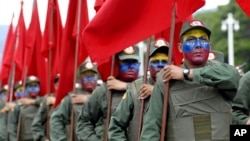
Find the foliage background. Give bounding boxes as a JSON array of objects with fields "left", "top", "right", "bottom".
[{"left": 195, "top": 0, "right": 250, "bottom": 72}]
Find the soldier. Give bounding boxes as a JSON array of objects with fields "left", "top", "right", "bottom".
[
  {"left": 49, "top": 62, "right": 99, "bottom": 141},
  {"left": 8, "top": 76, "right": 42, "bottom": 141},
  {"left": 0, "top": 85, "right": 8, "bottom": 141},
  {"left": 31, "top": 74, "right": 60, "bottom": 141},
  {"left": 108, "top": 39, "right": 169, "bottom": 141},
  {"left": 232, "top": 71, "right": 250, "bottom": 124},
  {"left": 140, "top": 19, "right": 240, "bottom": 141},
  {"left": 76, "top": 46, "right": 141, "bottom": 140}
]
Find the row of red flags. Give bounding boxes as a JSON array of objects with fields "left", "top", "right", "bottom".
[{"left": 0, "top": 0, "right": 249, "bottom": 107}]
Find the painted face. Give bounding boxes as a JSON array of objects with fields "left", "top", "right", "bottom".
[
  {"left": 15, "top": 87, "right": 28, "bottom": 99},
  {"left": 149, "top": 53, "right": 168, "bottom": 81},
  {"left": 26, "top": 83, "right": 40, "bottom": 97},
  {"left": 80, "top": 71, "right": 98, "bottom": 92},
  {"left": 118, "top": 59, "right": 140, "bottom": 82},
  {"left": 0, "top": 91, "right": 7, "bottom": 101},
  {"left": 182, "top": 29, "right": 210, "bottom": 65}
]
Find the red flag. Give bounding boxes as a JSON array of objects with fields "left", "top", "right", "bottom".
[
  {"left": 41, "top": 0, "right": 63, "bottom": 76},
  {"left": 236, "top": 0, "right": 250, "bottom": 17},
  {"left": 155, "top": 16, "right": 193, "bottom": 66},
  {"left": 25, "top": 0, "right": 47, "bottom": 96},
  {"left": 0, "top": 15, "right": 14, "bottom": 85},
  {"left": 82, "top": 0, "right": 205, "bottom": 65},
  {"left": 5, "top": 2, "right": 25, "bottom": 102},
  {"left": 54, "top": 0, "right": 89, "bottom": 108},
  {"left": 97, "top": 56, "right": 119, "bottom": 81},
  {"left": 13, "top": 1, "right": 26, "bottom": 78},
  {"left": 94, "top": 0, "right": 106, "bottom": 12}
]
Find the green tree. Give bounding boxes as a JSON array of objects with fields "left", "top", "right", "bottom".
[{"left": 195, "top": 0, "right": 250, "bottom": 72}]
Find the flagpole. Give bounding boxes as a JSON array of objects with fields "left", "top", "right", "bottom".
[
  {"left": 104, "top": 54, "right": 115, "bottom": 141},
  {"left": 16, "top": 2, "right": 24, "bottom": 141},
  {"left": 46, "top": 0, "right": 54, "bottom": 138},
  {"left": 160, "top": 1, "right": 176, "bottom": 141},
  {"left": 6, "top": 13, "right": 16, "bottom": 141},
  {"left": 70, "top": 0, "right": 82, "bottom": 140},
  {"left": 136, "top": 37, "right": 151, "bottom": 141}
]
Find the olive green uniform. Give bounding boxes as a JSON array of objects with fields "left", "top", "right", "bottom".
[
  {"left": 232, "top": 71, "right": 250, "bottom": 124},
  {"left": 31, "top": 94, "right": 55, "bottom": 141},
  {"left": 49, "top": 90, "right": 88, "bottom": 141},
  {"left": 0, "top": 99, "right": 7, "bottom": 141},
  {"left": 140, "top": 61, "right": 240, "bottom": 141},
  {"left": 76, "top": 82, "right": 127, "bottom": 141},
  {"left": 8, "top": 97, "right": 42, "bottom": 141},
  {"left": 108, "top": 78, "right": 153, "bottom": 141}
]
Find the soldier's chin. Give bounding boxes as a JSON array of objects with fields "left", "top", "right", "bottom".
[
  {"left": 124, "top": 75, "right": 138, "bottom": 82},
  {"left": 29, "top": 92, "right": 39, "bottom": 97},
  {"left": 191, "top": 59, "right": 207, "bottom": 65}
]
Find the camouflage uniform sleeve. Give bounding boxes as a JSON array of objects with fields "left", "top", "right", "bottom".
[
  {"left": 31, "top": 97, "right": 48, "bottom": 141},
  {"left": 192, "top": 62, "right": 240, "bottom": 100},
  {"left": 50, "top": 95, "right": 71, "bottom": 141},
  {"left": 76, "top": 86, "right": 103, "bottom": 141},
  {"left": 140, "top": 83, "right": 163, "bottom": 141},
  {"left": 108, "top": 90, "right": 134, "bottom": 140},
  {"left": 232, "top": 72, "right": 250, "bottom": 124},
  {"left": 8, "top": 104, "right": 20, "bottom": 141}
]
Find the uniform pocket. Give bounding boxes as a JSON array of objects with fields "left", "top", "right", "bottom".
[{"left": 170, "top": 81, "right": 231, "bottom": 117}]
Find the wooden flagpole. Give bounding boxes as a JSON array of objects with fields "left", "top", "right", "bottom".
[
  {"left": 104, "top": 55, "right": 115, "bottom": 141},
  {"left": 160, "top": 1, "right": 176, "bottom": 141},
  {"left": 136, "top": 37, "right": 151, "bottom": 141},
  {"left": 70, "top": 0, "right": 82, "bottom": 140}
]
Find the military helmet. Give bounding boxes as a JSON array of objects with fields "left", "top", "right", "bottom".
[
  {"left": 25, "top": 76, "right": 40, "bottom": 86},
  {"left": 79, "top": 62, "right": 98, "bottom": 74},
  {"left": 149, "top": 39, "right": 169, "bottom": 58},
  {"left": 117, "top": 46, "right": 140, "bottom": 61},
  {"left": 180, "top": 20, "right": 211, "bottom": 38}
]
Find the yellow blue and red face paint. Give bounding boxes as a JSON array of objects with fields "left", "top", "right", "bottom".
[{"left": 182, "top": 29, "right": 210, "bottom": 53}]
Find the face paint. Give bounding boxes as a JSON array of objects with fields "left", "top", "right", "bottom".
[
  {"left": 182, "top": 29, "right": 210, "bottom": 53},
  {"left": 184, "top": 48, "right": 210, "bottom": 65},
  {"left": 182, "top": 29, "right": 210, "bottom": 65},
  {"left": 26, "top": 83, "right": 40, "bottom": 97},
  {"left": 118, "top": 59, "right": 140, "bottom": 82},
  {"left": 80, "top": 72, "right": 98, "bottom": 92},
  {"left": 182, "top": 38, "right": 210, "bottom": 53},
  {"left": 149, "top": 53, "right": 168, "bottom": 81},
  {"left": 0, "top": 92, "right": 7, "bottom": 101},
  {"left": 15, "top": 89, "right": 28, "bottom": 99},
  {"left": 149, "top": 53, "right": 168, "bottom": 69},
  {"left": 182, "top": 29, "right": 209, "bottom": 41}
]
